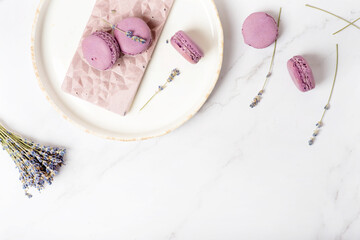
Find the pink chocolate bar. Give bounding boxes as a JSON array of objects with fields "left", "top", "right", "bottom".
[{"left": 62, "top": 0, "right": 174, "bottom": 116}]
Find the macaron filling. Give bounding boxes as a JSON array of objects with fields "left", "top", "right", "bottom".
[
  {"left": 92, "top": 31, "right": 121, "bottom": 66},
  {"left": 171, "top": 32, "right": 203, "bottom": 63},
  {"left": 288, "top": 56, "right": 315, "bottom": 92}
]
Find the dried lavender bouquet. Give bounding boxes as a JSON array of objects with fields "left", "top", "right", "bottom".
[{"left": 0, "top": 124, "right": 66, "bottom": 198}]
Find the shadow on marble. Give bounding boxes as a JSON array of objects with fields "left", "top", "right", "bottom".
[{"left": 302, "top": 54, "right": 327, "bottom": 86}]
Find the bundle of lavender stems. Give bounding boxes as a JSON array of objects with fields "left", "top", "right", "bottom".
[{"left": 0, "top": 124, "right": 66, "bottom": 198}]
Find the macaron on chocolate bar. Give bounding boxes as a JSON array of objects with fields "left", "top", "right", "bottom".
[
  {"left": 287, "top": 56, "right": 315, "bottom": 92},
  {"left": 82, "top": 31, "right": 121, "bottom": 71},
  {"left": 171, "top": 31, "right": 204, "bottom": 64},
  {"left": 242, "top": 12, "right": 279, "bottom": 49},
  {"left": 114, "top": 17, "right": 152, "bottom": 55}
]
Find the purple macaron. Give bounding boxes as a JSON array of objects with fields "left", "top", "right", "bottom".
[
  {"left": 114, "top": 17, "right": 152, "bottom": 55},
  {"left": 242, "top": 12, "right": 279, "bottom": 49},
  {"left": 82, "top": 31, "right": 121, "bottom": 71},
  {"left": 171, "top": 31, "right": 204, "bottom": 64},
  {"left": 287, "top": 56, "right": 315, "bottom": 92}
]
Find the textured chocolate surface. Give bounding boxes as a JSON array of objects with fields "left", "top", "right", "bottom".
[{"left": 62, "top": 0, "right": 175, "bottom": 116}]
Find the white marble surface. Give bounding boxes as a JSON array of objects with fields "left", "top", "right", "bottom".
[{"left": 1, "top": 0, "right": 360, "bottom": 239}]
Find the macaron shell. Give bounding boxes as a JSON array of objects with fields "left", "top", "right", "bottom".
[
  {"left": 82, "top": 32, "right": 120, "bottom": 70},
  {"left": 287, "top": 56, "right": 315, "bottom": 92},
  {"left": 114, "top": 17, "right": 152, "bottom": 55},
  {"left": 171, "top": 31, "right": 204, "bottom": 64},
  {"left": 242, "top": 12, "right": 278, "bottom": 49}
]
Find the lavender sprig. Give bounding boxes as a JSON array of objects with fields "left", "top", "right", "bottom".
[
  {"left": 140, "top": 69, "right": 181, "bottom": 111},
  {"left": 305, "top": 4, "right": 360, "bottom": 35},
  {"left": 0, "top": 124, "right": 66, "bottom": 198},
  {"left": 309, "top": 44, "right": 339, "bottom": 146},
  {"left": 333, "top": 17, "right": 360, "bottom": 35},
  {"left": 250, "top": 7, "right": 282, "bottom": 108},
  {"left": 102, "top": 19, "right": 147, "bottom": 44}
]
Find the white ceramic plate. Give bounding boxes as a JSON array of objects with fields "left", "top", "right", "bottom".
[{"left": 32, "top": 0, "right": 224, "bottom": 141}]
